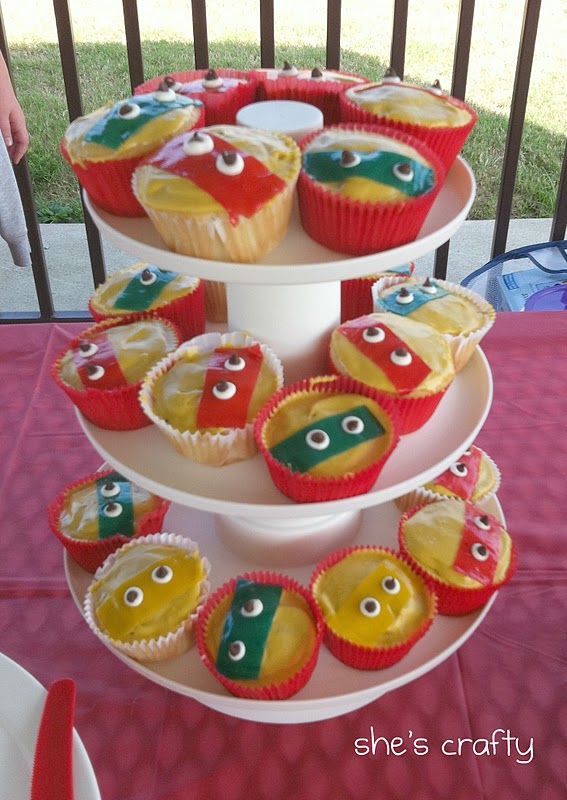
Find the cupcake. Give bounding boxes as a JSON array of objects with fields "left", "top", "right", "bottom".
[
  {"left": 372, "top": 275, "right": 496, "bottom": 370},
  {"left": 297, "top": 124, "right": 443, "bottom": 255},
  {"left": 254, "top": 374, "right": 400, "bottom": 503},
  {"left": 398, "top": 499, "right": 517, "bottom": 615},
  {"left": 52, "top": 315, "right": 181, "bottom": 430},
  {"left": 134, "top": 69, "right": 257, "bottom": 125},
  {"left": 60, "top": 88, "right": 204, "bottom": 216},
  {"left": 139, "top": 331, "right": 283, "bottom": 466},
  {"left": 310, "top": 546, "right": 437, "bottom": 669},
  {"left": 329, "top": 312, "right": 455, "bottom": 434},
  {"left": 254, "top": 64, "right": 368, "bottom": 124},
  {"left": 47, "top": 469, "right": 170, "bottom": 573},
  {"left": 339, "top": 72, "right": 477, "bottom": 172},
  {"left": 84, "top": 533, "right": 210, "bottom": 662},
  {"left": 133, "top": 125, "right": 301, "bottom": 263},
  {"left": 88, "top": 262, "right": 205, "bottom": 341},
  {"left": 341, "top": 262, "right": 415, "bottom": 323},
  {"left": 197, "top": 572, "right": 324, "bottom": 699}
]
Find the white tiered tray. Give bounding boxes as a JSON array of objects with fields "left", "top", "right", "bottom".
[{"left": 65, "top": 495, "right": 502, "bottom": 725}]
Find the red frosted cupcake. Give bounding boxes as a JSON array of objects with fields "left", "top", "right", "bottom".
[
  {"left": 60, "top": 88, "right": 204, "bottom": 216},
  {"left": 310, "top": 546, "right": 437, "bottom": 669},
  {"left": 51, "top": 315, "right": 181, "bottom": 430},
  {"left": 398, "top": 499, "right": 517, "bottom": 615},
  {"left": 197, "top": 572, "right": 324, "bottom": 699},
  {"left": 341, "top": 261, "right": 415, "bottom": 322},
  {"left": 297, "top": 124, "right": 444, "bottom": 255},
  {"left": 134, "top": 69, "right": 257, "bottom": 125},
  {"left": 254, "top": 374, "right": 400, "bottom": 503},
  {"left": 339, "top": 71, "right": 477, "bottom": 172},
  {"left": 47, "top": 469, "right": 170, "bottom": 573}
]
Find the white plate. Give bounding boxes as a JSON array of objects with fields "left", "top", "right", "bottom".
[
  {"left": 83, "top": 157, "right": 475, "bottom": 285},
  {"left": 77, "top": 347, "right": 492, "bottom": 519},
  {"left": 0, "top": 653, "right": 101, "bottom": 799},
  {"left": 65, "top": 495, "right": 502, "bottom": 725}
]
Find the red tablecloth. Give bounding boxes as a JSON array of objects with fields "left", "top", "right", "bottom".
[{"left": 1, "top": 314, "right": 566, "bottom": 800}]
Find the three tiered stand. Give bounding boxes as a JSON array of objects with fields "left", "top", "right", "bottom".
[{"left": 65, "top": 157, "right": 501, "bottom": 724}]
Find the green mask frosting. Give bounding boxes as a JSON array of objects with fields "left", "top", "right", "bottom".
[
  {"left": 216, "top": 580, "right": 282, "bottom": 680},
  {"left": 95, "top": 472, "right": 135, "bottom": 540},
  {"left": 269, "top": 405, "right": 385, "bottom": 474},
  {"left": 303, "top": 149, "right": 434, "bottom": 197},
  {"left": 113, "top": 266, "right": 178, "bottom": 311}
]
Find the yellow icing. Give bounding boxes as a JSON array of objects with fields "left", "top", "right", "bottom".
[
  {"left": 90, "top": 544, "right": 205, "bottom": 642},
  {"left": 204, "top": 588, "right": 317, "bottom": 687},
  {"left": 314, "top": 551, "right": 430, "bottom": 647},
  {"left": 262, "top": 391, "right": 394, "bottom": 478},
  {"left": 90, "top": 263, "right": 199, "bottom": 315},
  {"left": 58, "top": 319, "right": 178, "bottom": 390},
  {"left": 401, "top": 500, "right": 512, "bottom": 588},
  {"left": 330, "top": 312, "right": 454, "bottom": 397},
  {"left": 59, "top": 481, "right": 158, "bottom": 541},
  {"left": 151, "top": 344, "right": 279, "bottom": 433},
  {"left": 134, "top": 125, "right": 301, "bottom": 215},
  {"left": 346, "top": 83, "right": 472, "bottom": 128}
]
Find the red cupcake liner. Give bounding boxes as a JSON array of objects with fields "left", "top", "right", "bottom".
[
  {"left": 134, "top": 70, "right": 257, "bottom": 125},
  {"left": 47, "top": 469, "right": 170, "bottom": 573},
  {"left": 196, "top": 571, "right": 324, "bottom": 700},
  {"left": 339, "top": 88, "right": 477, "bottom": 173},
  {"left": 341, "top": 263, "right": 415, "bottom": 322},
  {"left": 398, "top": 505, "right": 518, "bottom": 615},
  {"left": 297, "top": 123, "right": 445, "bottom": 256},
  {"left": 253, "top": 375, "right": 401, "bottom": 503},
  {"left": 310, "top": 545, "right": 437, "bottom": 669},
  {"left": 254, "top": 71, "right": 367, "bottom": 125},
  {"left": 51, "top": 314, "right": 182, "bottom": 431},
  {"left": 88, "top": 279, "right": 205, "bottom": 342}
]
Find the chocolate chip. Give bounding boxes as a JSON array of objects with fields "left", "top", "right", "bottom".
[
  {"left": 87, "top": 364, "right": 100, "bottom": 376},
  {"left": 205, "top": 69, "right": 218, "bottom": 81},
  {"left": 424, "top": 276, "right": 433, "bottom": 287},
  {"left": 345, "top": 418, "right": 359, "bottom": 432},
  {"left": 157, "top": 80, "right": 171, "bottom": 93},
  {"left": 383, "top": 577, "right": 397, "bottom": 592},
  {"left": 480, "top": 515, "right": 489, "bottom": 526},
  {"left": 476, "top": 545, "right": 488, "bottom": 558},
  {"left": 431, "top": 79, "right": 442, "bottom": 90},
  {"left": 363, "top": 599, "right": 378, "bottom": 614},
  {"left": 395, "top": 162, "right": 412, "bottom": 176},
  {"left": 104, "top": 502, "right": 119, "bottom": 514},
  {"left": 216, "top": 380, "right": 230, "bottom": 392},
  {"left": 340, "top": 150, "right": 357, "bottom": 167},
  {"left": 310, "top": 430, "right": 327, "bottom": 444},
  {"left": 79, "top": 341, "right": 92, "bottom": 353},
  {"left": 190, "top": 131, "right": 205, "bottom": 141},
  {"left": 243, "top": 600, "right": 256, "bottom": 613},
  {"left": 154, "top": 565, "right": 169, "bottom": 580},
  {"left": 103, "top": 482, "right": 116, "bottom": 492},
  {"left": 163, "top": 75, "right": 176, "bottom": 87},
  {"left": 227, "top": 353, "right": 241, "bottom": 365},
  {"left": 394, "top": 347, "right": 408, "bottom": 358},
  {"left": 455, "top": 462, "right": 467, "bottom": 474},
  {"left": 282, "top": 60, "right": 294, "bottom": 71},
  {"left": 125, "top": 589, "right": 139, "bottom": 604},
  {"left": 367, "top": 326, "right": 380, "bottom": 337},
  {"left": 141, "top": 267, "right": 153, "bottom": 281},
  {"left": 221, "top": 151, "right": 238, "bottom": 165},
  {"left": 228, "top": 642, "right": 242, "bottom": 656},
  {"left": 384, "top": 66, "right": 398, "bottom": 79},
  {"left": 311, "top": 67, "right": 323, "bottom": 78},
  {"left": 118, "top": 103, "right": 135, "bottom": 116},
  {"left": 399, "top": 287, "right": 411, "bottom": 297}
]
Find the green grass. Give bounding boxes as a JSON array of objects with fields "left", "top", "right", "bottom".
[{"left": 10, "top": 39, "right": 566, "bottom": 223}]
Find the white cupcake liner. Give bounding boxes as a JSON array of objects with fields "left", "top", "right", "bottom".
[
  {"left": 371, "top": 275, "right": 496, "bottom": 371},
  {"left": 84, "top": 532, "right": 211, "bottom": 663},
  {"left": 139, "top": 331, "right": 284, "bottom": 466}
]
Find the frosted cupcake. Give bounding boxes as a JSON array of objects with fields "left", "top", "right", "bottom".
[
  {"left": 139, "top": 331, "right": 283, "bottom": 466},
  {"left": 61, "top": 88, "right": 204, "bottom": 216},
  {"left": 341, "top": 262, "right": 415, "bottom": 323},
  {"left": 84, "top": 533, "right": 210, "bottom": 662},
  {"left": 197, "top": 572, "right": 324, "bottom": 699}
]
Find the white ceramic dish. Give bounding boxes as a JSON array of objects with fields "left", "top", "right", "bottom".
[
  {"left": 65, "top": 496, "right": 502, "bottom": 725},
  {"left": 0, "top": 652, "right": 101, "bottom": 799}
]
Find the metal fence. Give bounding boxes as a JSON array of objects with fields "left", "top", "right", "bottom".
[{"left": 0, "top": 0, "right": 566, "bottom": 323}]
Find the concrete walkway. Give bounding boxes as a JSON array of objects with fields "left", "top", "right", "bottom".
[{"left": 0, "top": 217, "right": 555, "bottom": 315}]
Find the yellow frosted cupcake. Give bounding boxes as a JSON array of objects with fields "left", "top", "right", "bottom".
[{"left": 133, "top": 124, "right": 301, "bottom": 262}]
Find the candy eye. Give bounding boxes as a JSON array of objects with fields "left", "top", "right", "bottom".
[
  {"left": 360, "top": 597, "right": 381, "bottom": 617},
  {"left": 183, "top": 131, "right": 214, "bottom": 156},
  {"left": 310, "top": 67, "right": 324, "bottom": 80},
  {"left": 123, "top": 587, "right": 143, "bottom": 607},
  {"left": 152, "top": 565, "right": 173, "bottom": 584},
  {"left": 390, "top": 347, "right": 412, "bottom": 366},
  {"left": 228, "top": 641, "right": 246, "bottom": 661},
  {"left": 362, "top": 326, "right": 385, "bottom": 343},
  {"left": 78, "top": 341, "right": 98, "bottom": 358},
  {"left": 462, "top": 449, "right": 472, "bottom": 456},
  {"left": 212, "top": 380, "right": 236, "bottom": 400},
  {"left": 118, "top": 102, "right": 140, "bottom": 119},
  {"left": 471, "top": 542, "right": 490, "bottom": 561},
  {"left": 202, "top": 69, "right": 223, "bottom": 89},
  {"left": 100, "top": 481, "right": 120, "bottom": 498},
  {"left": 103, "top": 501, "right": 123, "bottom": 518},
  {"left": 421, "top": 278, "right": 438, "bottom": 295},
  {"left": 382, "top": 576, "right": 401, "bottom": 595},
  {"left": 395, "top": 287, "right": 414, "bottom": 305},
  {"left": 340, "top": 149, "right": 360, "bottom": 168},
  {"left": 140, "top": 267, "right": 157, "bottom": 286},
  {"left": 306, "top": 429, "right": 330, "bottom": 451},
  {"left": 86, "top": 364, "right": 105, "bottom": 381},
  {"left": 153, "top": 81, "right": 176, "bottom": 102},
  {"left": 241, "top": 599, "right": 263, "bottom": 618},
  {"left": 224, "top": 354, "right": 246, "bottom": 371},
  {"left": 342, "top": 415, "right": 364, "bottom": 435},
  {"left": 450, "top": 462, "right": 468, "bottom": 477},
  {"left": 393, "top": 162, "right": 414, "bottom": 182},
  {"left": 474, "top": 515, "right": 491, "bottom": 531},
  {"left": 216, "top": 151, "right": 244, "bottom": 176}
]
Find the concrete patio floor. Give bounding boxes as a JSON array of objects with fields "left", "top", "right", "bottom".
[{"left": 0, "top": 217, "right": 555, "bottom": 315}]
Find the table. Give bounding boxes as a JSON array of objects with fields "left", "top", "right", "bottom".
[{"left": 1, "top": 313, "right": 565, "bottom": 800}]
